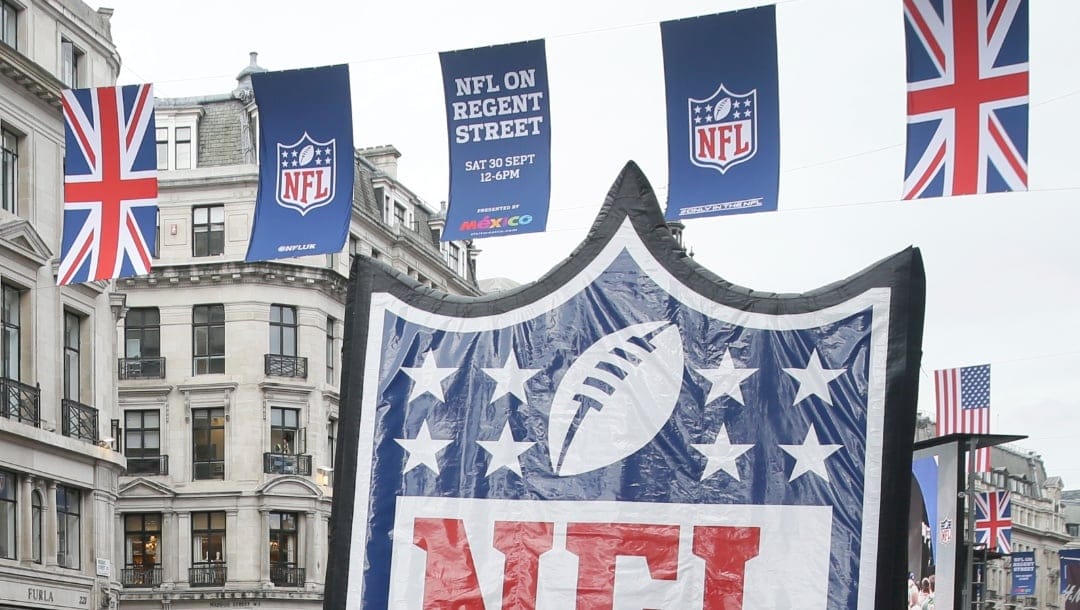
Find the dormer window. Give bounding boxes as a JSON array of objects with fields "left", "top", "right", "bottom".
[{"left": 60, "top": 37, "right": 84, "bottom": 88}]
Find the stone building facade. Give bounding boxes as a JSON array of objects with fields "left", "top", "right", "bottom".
[
  {"left": 111, "top": 55, "right": 479, "bottom": 610},
  {"left": 0, "top": 1, "right": 126, "bottom": 609}
]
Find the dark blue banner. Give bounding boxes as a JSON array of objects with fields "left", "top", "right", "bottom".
[
  {"left": 661, "top": 7, "right": 779, "bottom": 220},
  {"left": 1063, "top": 548, "right": 1080, "bottom": 606},
  {"left": 245, "top": 64, "right": 354, "bottom": 262},
  {"left": 439, "top": 40, "right": 550, "bottom": 241},
  {"left": 1011, "top": 552, "right": 1035, "bottom": 595}
]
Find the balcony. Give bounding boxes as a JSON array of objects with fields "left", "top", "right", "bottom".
[
  {"left": 263, "top": 452, "right": 312, "bottom": 476},
  {"left": 118, "top": 357, "right": 166, "bottom": 380},
  {"left": 124, "top": 455, "right": 169, "bottom": 476},
  {"left": 0, "top": 377, "right": 40, "bottom": 427},
  {"left": 264, "top": 354, "right": 307, "bottom": 379},
  {"left": 270, "top": 563, "right": 305, "bottom": 587},
  {"left": 61, "top": 399, "right": 98, "bottom": 443},
  {"left": 121, "top": 566, "right": 162, "bottom": 588},
  {"left": 189, "top": 563, "right": 226, "bottom": 587}
]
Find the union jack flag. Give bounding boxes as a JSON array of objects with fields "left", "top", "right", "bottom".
[
  {"left": 903, "top": 0, "right": 1029, "bottom": 199},
  {"left": 975, "top": 490, "right": 1012, "bottom": 554},
  {"left": 59, "top": 84, "right": 157, "bottom": 285}
]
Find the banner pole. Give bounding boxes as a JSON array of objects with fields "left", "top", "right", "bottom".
[{"left": 963, "top": 437, "right": 978, "bottom": 609}]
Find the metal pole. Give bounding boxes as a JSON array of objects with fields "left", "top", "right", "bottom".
[{"left": 962, "top": 437, "right": 978, "bottom": 610}]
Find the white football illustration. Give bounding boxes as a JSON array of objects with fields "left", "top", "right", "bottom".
[
  {"left": 713, "top": 98, "right": 732, "bottom": 122},
  {"left": 547, "top": 321, "right": 684, "bottom": 476},
  {"left": 298, "top": 144, "right": 315, "bottom": 166}
]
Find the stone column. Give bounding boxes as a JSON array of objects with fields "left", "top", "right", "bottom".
[
  {"left": 45, "top": 480, "right": 58, "bottom": 567},
  {"left": 17, "top": 475, "right": 33, "bottom": 563},
  {"left": 304, "top": 511, "right": 317, "bottom": 587},
  {"left": 162, "top": 511, "right": 178, "bottom": 587},
  {"left": 224, "top": 509, "right": 239, "bottom": 584},
  {"left": 259, "top": 509, "right": 271, "bottom": 587},
  {"left": 176, "top": 512, "right": 191, "bottom": 586}
]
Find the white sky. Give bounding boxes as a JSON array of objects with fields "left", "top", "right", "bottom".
[{"left": 95, "top": 0, "right": 1080, "bottom": 485}]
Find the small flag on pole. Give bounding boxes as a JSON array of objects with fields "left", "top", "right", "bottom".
[
  {"left": 934, "top": 364, "right": 991, "bottom": 471},
  {"left": 974, "top": 490, "right": 1011, "bottom": 554}
]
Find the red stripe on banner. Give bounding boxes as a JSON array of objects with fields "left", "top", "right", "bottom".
[
  {"left": 951, "top": 369, "right": 960, "bottom": 434},
  {"left": 988, "top": 116, "right": 1027, "bottom": 184},
  {"left": 987, "top": 0, "right": 1008, "bottom": 42},
  {"left": 125, "top": 84, "right": 153, "bottom": 149},
  {"left": 60, "top": 230, "right": 95, "bottom": 286},
  {"left": 61, "top": 94, "right": 97, "bottom": 168},
  {"left": 903, "top": 141, "right": 947, "bottom": 201},
  {"left": 904, "top": 0, "right": 946, "bottom": 72}
]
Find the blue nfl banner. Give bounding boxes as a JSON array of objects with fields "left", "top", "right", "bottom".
[
  {"left": 245, "top": 64, "right": 354, "bottom": 262},
  {"left": 324, "top": 163, "right": 925, "bottom": 609},
  {"left": 439, "top": 40, "right": 551, "bottom": 241},
  {"left": 1011, "top": 551, "right": 1035, "bottom": 596},
  {"left": 661, "top": 7, "right": 780, "bottom": 220}
]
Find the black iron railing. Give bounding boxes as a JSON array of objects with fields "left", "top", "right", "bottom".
[
  {"left": 270, "top": 563, "right": 305, "bottom": 587},
  {"left": 264, "top": 354, "right": 307, "bottom": 378},
  {"left": 0, "top": 377, "right": 39, "bottom": 427},
  {"left": 121, "top": 566, "right": 162, "bottom": 587},
  {"left": 61, "top": 399, "right": 98, "bottom": 443},
  {"left": 188, "top": 563, "right": 226, "bottom": 587},
  {"left": 124, "top": 455, "right": 168, "bottom": 476},
  {"left": 263, "top": 452, "right": 312, "bottom": 476},
  {"left": 118, "top": 357, "right": 166, "bottom": 379}
]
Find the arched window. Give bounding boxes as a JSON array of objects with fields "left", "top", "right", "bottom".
[{"left": 31, "top": 490, "right": 41, "bottom": 563}]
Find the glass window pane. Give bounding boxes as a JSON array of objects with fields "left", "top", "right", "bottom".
[
  {"left": 175, "top": 142, "right": 190, "bottom": 170},
  {"left": 126, "top": 411, "right": 142, "bottom": 428},
  {"left": 144, "top": 431, "right": 159, "bottom": 449},
  {"left": 210, "top": 206, "right": 224, "bottom": 223},
  {"left": 194, "top": 207, "right": 208, "bottom": 224},
  {"left": 145, "top": 411, "right": 159, "bottom": 428}
]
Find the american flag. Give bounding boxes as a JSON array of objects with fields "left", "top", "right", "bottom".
[
  {"left": 935, "top": 364, "right": 992, "bottom": 471},
  {"left": 59, "top": 84, "right": 157, "bottom": 285},
  {"left": 975, "top": 490, "right": 1012, "bottom": 554},
  {"left": 903, "top": 0, "right": 1029, "bottom": 199}
]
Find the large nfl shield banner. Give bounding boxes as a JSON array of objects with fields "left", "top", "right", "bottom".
[{"left": 325, "top": 163, "right": 925, "bottom": 609}]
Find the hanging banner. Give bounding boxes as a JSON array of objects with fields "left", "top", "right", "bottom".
[
  {"left": 661, "top": 7, "right": 780, "bottom": 220},
  {"left": 58, "top": 84, "right": 158, "bottom": 285},
  {"left": 324, "top": 162, "right": 926, "bottom": 609},
  {"left": 902, "top": 0, "right": 1029, "bottom": 199},
  {"left": 439, "top": 39, "right": 550, "bottom": 241},
  {"left": 1011, "top": 551, "right": 1035, "bottom": 596},
  {"left": 1063, "top": 549, "right": 1080, "bottom": 609},
  {"left": 245, "top": 64, "right": 354, "bottom": 262}
]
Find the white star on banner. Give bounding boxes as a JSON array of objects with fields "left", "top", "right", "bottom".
[
  {"left": 395, "top": 420, "right": 452, "bottom": 475},
  {"left": 697, "top": 350, "right": 757, "bottom": 406},
  {"left": 782, "top": 349, "right": 846, "bottom": 406},
  {"left": 778, "top": 423, "right": 842, "bottom": 483},
  {"left": 481, "top": 347, "right": 540, "bottom": 404},
  {"left": 690, "top": 423, "right": 754, "bottom": 481},
  {"left": 401, "top": 350, "right": 458, "bottom": 402},
  {"left": 476, "top": 422, "right": 534, "bottom": 477}
]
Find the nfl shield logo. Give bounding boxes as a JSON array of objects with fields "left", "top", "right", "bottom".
[
  {"left": 940, "top": 518, "right": 953, "bottom": 545},
  {"left": 276, "top": 132, "right": 336, "bottom": 215},
  {"left": 688, "top": 84, "right": 757, "bottom": 174}
]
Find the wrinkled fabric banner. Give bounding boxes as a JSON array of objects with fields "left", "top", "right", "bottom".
[
  {"left": 1011, "top": 551, "right": 1035, "bottom": 596},
  {"left": 661, "top": 7, "right": 780, "bottom": 220},
  {"left": 325, "top": 162, "right": 924, "bottom": 610},
  {"left": 1062, "top": 548, "right": 1080, "bottom": 608},
  {"left": 440, "top": 39, "right": 551, "bottom": 241},
  {"left": 245, "top": 64, "right": 354, "bottom": 262}
]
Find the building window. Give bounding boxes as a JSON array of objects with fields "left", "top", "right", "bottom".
[
  {"left": 1, "top": 1, "right": 17, "bottom": 48},
  {"left": 31, "top": 490, "right": 41, "bottom": 563},
  {"left": 192, "top": 511, "right": 225, "bottom": 562},
  {"left": 1068, "top": 523, "right": 1079, "bottom": 537},
  {"left": 270, "top": 407, "right": 300, "bottom": 455},
  {"left": 56, "top": 485, "right": 80, "bottom": 568},
  {"left": 60, "top": 37, "right": 83, "bottom": 88},
  {"left": 155, "top": 128, "right": 168, "bottom": 171},
  {"left": 446, "top": 243, "right": 461, "bottom": 274},
  {"left": 175, "top": 127, "right": 192, "bottom": 170},
  {"left": 63, "top": 311, "right": 81, "bottom": 401},
  {"left": 269, "top": 305, "right": 297, "bottom": 357},
  {"left": 124, "top": 513, "right": 161, "bottom": 576},
  {"left": 269, "top": 512, "right": 300, "bottom": 586},
  {"left": 0, "top": 470, "right": 13, "bottom": 560},
  {"left": 125, "top": 410, "right": 161, "bottom": 474},
  {"left": 393, "top": 203, "right": 406, "bottom": 226},
  {"left": 325, "top": 317, "right": 335, "bottom": 384},
  {"left": 193, "top": 205, "right": 224, "bottom": 257},
  {"left": 193, "top": 304, "right": 225, "bottom": 375},
  {"left": 1, "top": 127, "right": 17, "bottom": 213},
  {"left": 124, "top": 307, "right": 161, "bottom": 378},
  {"left": 348, "top": 236, "right": 359, "bottom": 260},
  {"left": 327, "top": 417, "right": 336, "bottom": 474},
  {"left": 192, "top": 408, "right": 225, "bottom": 480},
  {"left": 1, "top": 283, "right": 19, "bottom": 381}
]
